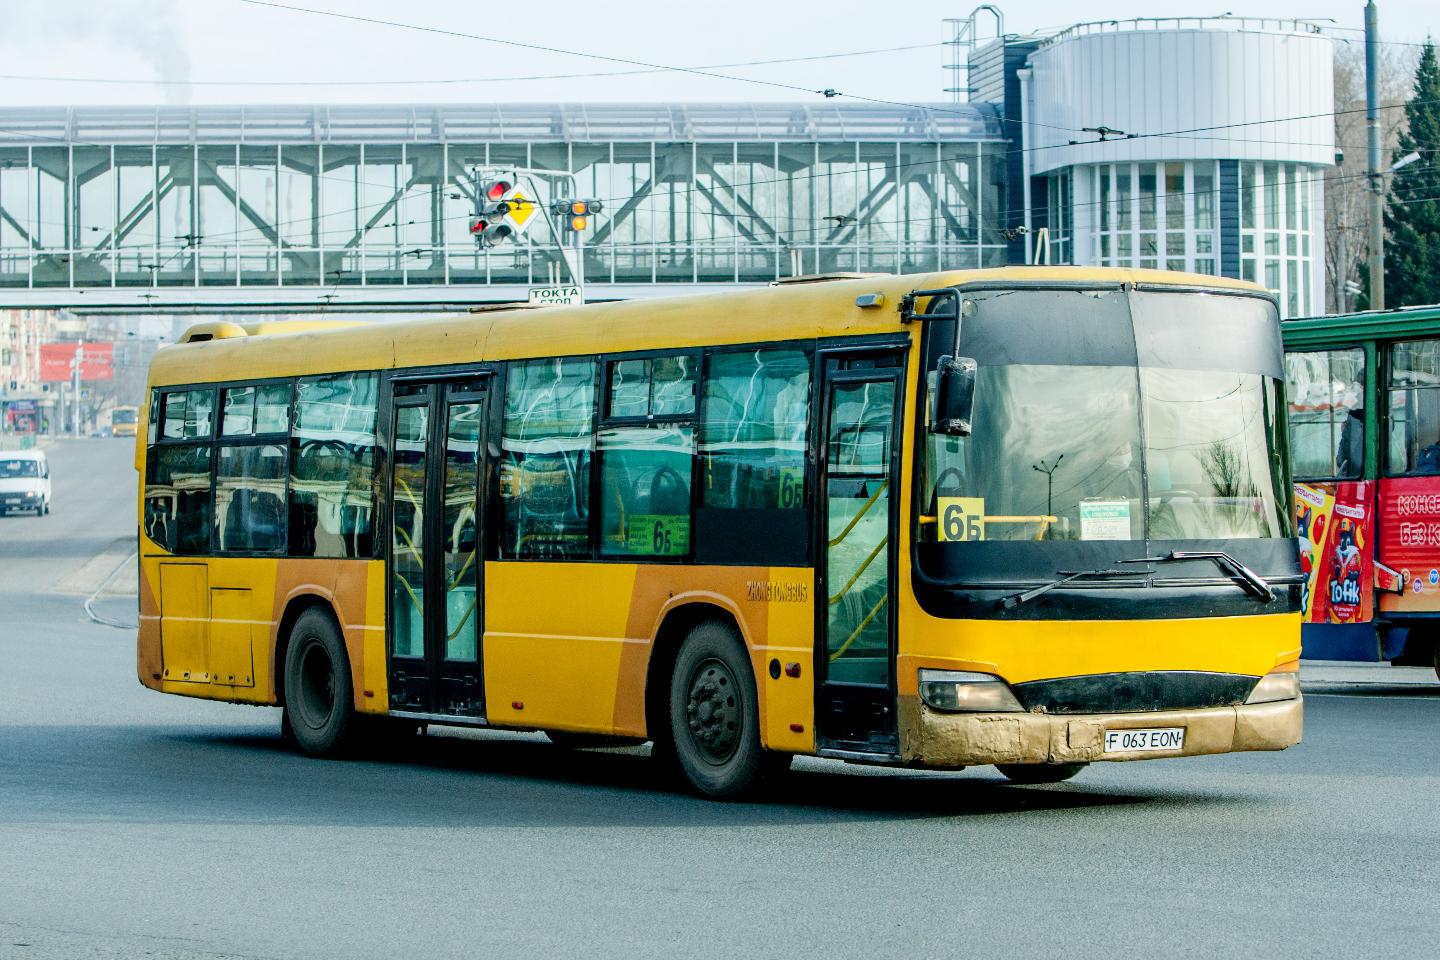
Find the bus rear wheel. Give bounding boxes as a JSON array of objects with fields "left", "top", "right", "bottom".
[
  {"left": 668, "top": 620, "right": 789, "bottom": 799},
  {"left": 282, "top": 608, "right": 357, "bottom": 757},
  {"left": 995, "top": 762, "right": 1088, "bottom": 785}
]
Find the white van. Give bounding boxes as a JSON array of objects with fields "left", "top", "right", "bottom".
[{"left": 0, "top": 450, "right": 51, "bottom": 517}]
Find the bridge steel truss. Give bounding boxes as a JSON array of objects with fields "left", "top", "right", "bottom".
[{"left": 0, "top": 104, "right": 1008, "bottom": 303}]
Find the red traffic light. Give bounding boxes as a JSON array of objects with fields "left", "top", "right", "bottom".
[
  {"left": 485, "top": 180, "right": 512, "bottom": 201},
  {"left": 468, "top": 217, "right": 487, "bottom": 235}
]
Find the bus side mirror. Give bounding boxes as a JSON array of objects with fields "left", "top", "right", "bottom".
[{"left": 931, "top": 356, "right": 977, "bottom": 436}]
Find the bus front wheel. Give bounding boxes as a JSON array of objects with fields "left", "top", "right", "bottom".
[
  {"left": 668, "top": 620, "right": 789, "bottom": 799},
  {"left": 995, "top": 762, "right": 1088, "bottom": 785},
  {"left": 282, "top": 608, "right": 357, "bottom": 757}
]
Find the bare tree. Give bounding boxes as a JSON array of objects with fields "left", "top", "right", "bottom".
[{"left": 1327, "top": 41, "right": 1418, "bottom": 314}]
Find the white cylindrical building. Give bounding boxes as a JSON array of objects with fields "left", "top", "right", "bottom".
[{"left": 1019, "top": 18, "right": 1334, "bottom": 317}]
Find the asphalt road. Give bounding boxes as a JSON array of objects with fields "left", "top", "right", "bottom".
[{"left": 2, "top": 439, "right": 1438, "bottom": 959}]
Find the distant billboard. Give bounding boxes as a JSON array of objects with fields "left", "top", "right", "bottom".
[{"left": 40, "top": 342, "right": 114, "bottom": 382}]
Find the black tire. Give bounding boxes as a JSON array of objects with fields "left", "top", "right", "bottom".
[
  {"left": 995, "top": 762, "right": 1088, "bottom": 785},
  {"left": 668, "top": 620, "right": 789, "bottom": 799},
  {"left": 545, "top": 730, "right": 646, "bottom": 749},
  {"left": 282, "top": 608, "right": 358, "bottom": 757}
]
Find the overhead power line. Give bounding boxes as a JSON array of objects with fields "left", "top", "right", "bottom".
[{"left": 0, "top": 42, "right": 943, "bottom": 88}]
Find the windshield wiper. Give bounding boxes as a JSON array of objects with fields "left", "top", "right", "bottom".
[
  {"left": 1119, "top": 551, "right": 1274, "bottom": 602},
  {"left": 1000, "top": 565, "right": 1154, "bottom": 610}
]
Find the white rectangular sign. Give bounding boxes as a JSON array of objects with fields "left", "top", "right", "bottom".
[
  {"left": 1102, "top": 727, "right": 1186, "bottom": 753},
  {"left": 527, "top": 285, "right": 584, "bottom": 307}
]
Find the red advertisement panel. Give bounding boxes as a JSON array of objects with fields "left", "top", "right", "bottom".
[
  {"left": 1376, "top": 476, "right": 1440, "bottom": 615},
  {"left": 1295, "top": 480, "right": 1374, "bottom": 624},
  {"left": 40, "top": 342, "right": 114, "bottom": 382}
]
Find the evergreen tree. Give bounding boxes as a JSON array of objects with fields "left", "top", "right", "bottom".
[{"left": 1382, "top": 41, "right": 1440, "bottom": 307}]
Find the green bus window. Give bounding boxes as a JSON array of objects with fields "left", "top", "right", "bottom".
[
  {"left": 288, "top": 371, "right": 378, "bottom": 558},
  {"left": 144, "top": 443, "right": 212, "bottom": 554},
  {"left": 598, "top": 425, "right": 693, "bottom": 557},
  {"left": 1284, "top": 348, "right": 1364, "bottom": 480},
  {"left": 1389, "top": 339, "right": 1440, "bottom": 475},
  {"left": 500, "top": 357, "right": 596, "bottom": 559},
  {"left": 700, "top": 348, "right": 810, "bottom": 510},
  {"left": 214, "top": 443, "right": 287, "bottom": 553}
]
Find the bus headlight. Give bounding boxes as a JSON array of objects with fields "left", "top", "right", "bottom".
[
  {"left": 1245, "top": 670, "right": 1301, "bottom": 704},
  {"left": 918, "top": 670, "right": 1025, "bottom": 713}
]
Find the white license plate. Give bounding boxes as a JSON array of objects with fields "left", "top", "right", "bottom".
[{"left": 1103, "top": 727, "right": 1185, "bottom": 753}]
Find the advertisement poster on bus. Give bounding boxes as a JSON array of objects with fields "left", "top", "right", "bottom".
[
  {"left": 1294, "top": 481, "right": 1373, "bottom": 624},
  {"left": 1375, "top": 477, "right": 1440, "bottom": 615}
]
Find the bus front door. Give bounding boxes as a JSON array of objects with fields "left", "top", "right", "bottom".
[
  {"left": 388, "top": 379, "right": 490, "bottom": 718},
  {"left": 817, "top": 353, "right": 902, "bottom": 754}
]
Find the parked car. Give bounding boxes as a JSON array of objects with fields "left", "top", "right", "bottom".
[{"left": 0, "top": 450, "right": 51, "bottom": 516}]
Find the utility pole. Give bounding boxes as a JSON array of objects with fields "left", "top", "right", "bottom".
[
  {"left": 1365, "top": 0, "right": 1385, "bottom": 311},
  {"left": 71, "top": 343, "right": 83, "bottom": 438}
]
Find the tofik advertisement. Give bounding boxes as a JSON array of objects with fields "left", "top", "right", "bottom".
[
  {"left": 1294, "top": 481, "right": 1373, "bottom": 624},
  {"left": 1375, "top": 477, "right": 1440, "bottom": 614}
]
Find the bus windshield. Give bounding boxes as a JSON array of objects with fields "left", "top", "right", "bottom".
[
  {"left": 918, "top": 287, "right": 1290, "bottom": 553},
  {"left": 112, "top": 407, "right": 138, "bottom": 425}
]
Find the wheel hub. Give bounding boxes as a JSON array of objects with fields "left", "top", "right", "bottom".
[{"left": 685, "top": 658, "right": 740, "bottom": 764}]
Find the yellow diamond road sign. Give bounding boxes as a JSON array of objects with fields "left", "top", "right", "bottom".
[{"left": 504, "top": 190, "right": 536, "bottom": 232}]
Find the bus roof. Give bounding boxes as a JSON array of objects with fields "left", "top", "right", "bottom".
[
  {"left": 1281, "top": 302, "right": 1440, "bottom": 348},
  {"left": 149, "top": 266, "right": 1268, "bottom": 388}
]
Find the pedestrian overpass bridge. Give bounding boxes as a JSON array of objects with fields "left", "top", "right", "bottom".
[{"left": 0, "top": 102, "right": 1006, "bottom": 313}]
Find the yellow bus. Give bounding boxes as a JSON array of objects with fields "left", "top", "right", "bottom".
[
  {"left": 111, "top": 405, "right": 139, "bottom": 438},
  {"left": 135, "top": 268, "right": 1304, "bottom": 798}
]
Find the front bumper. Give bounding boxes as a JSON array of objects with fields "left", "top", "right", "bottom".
[{"left": 897, "top": 694, "right": 1302, "bottom": 767}]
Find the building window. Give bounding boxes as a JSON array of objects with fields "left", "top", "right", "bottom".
[
  {"left": 1092, "top": 161, "right": 1221, "bottom": 278},
  {"left": 1239, "top": 162, "right": 1313, "bottom": 318},
  {"left": 1045, "top": 171, "right": 1071, "bottom": 264}
]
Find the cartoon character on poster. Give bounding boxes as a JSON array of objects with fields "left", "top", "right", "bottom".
[{"left": 1328, "top": 517, "right": 1364, "bottom": 621}]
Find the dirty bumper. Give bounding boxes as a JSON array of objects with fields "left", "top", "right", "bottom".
[{"left": 897, "top": 696, "right": 1303, "bottom": 767}]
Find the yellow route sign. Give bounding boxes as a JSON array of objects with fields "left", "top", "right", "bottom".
[{"left": 937, "top": 497, "right": 986, "bottom": 542}]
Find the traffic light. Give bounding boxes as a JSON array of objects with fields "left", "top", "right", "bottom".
[
  {"left": 469, "top": 176, "right": 518, "bottom": 247},
  {"left": 551, "top": 199, "right": 604, "bottom": 232}
]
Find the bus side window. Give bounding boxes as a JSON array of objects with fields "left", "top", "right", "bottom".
[
  {"left": 499, "top": 357, "right": 597, "bottom": 560},
  {"left": 695, "top": 347, "right": 811, "bottom": 565},
  {"left": 144, "top": 388, "right": 215, "bottom": 555},
  {"left": 1283, "top": 347, "right": 1364, "bottom": 480},
  {"left": 598, "top": 354, "right": 697, "bottom": 558},
  {"left": 288, "top": 372, "right": 378, "bottom": 559},
  {"left": 1388, "top": 339, "right": 1440, "bottom": 476}
]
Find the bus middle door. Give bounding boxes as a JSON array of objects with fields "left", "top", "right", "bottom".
[{"left": 388, "top": 378, "right": 490, "bottom": 718}]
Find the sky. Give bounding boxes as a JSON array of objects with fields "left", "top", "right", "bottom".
[{"left": 0, "top": 0, "right": 1435, "bottom": 108}]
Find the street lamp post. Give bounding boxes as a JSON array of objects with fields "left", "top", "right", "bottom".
[{"left": 1033, "top": 454, "right": 1064, "bottom": 527}]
